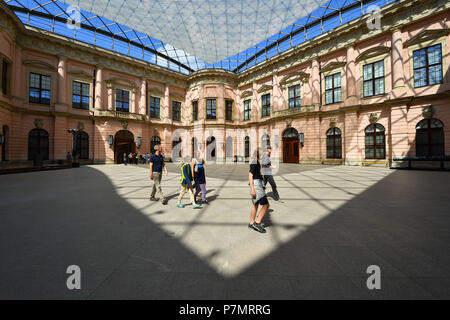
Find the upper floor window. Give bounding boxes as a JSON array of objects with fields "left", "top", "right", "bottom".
[
  {"left": 225, "top": 100, "right": 233, "bottom": 121},
  {"left": 172, "top": 101, "right": 181, "bottom": 121},
  {"left": 72, "top": 81, "right": 90, "bottom": 110},
  {"left": 192, "top": 100, "right": 198, "bottom": 121},
  {"left": 288, "top": 84, "right": 301, "bottom": 108},
  {"left": 149, "top": 96, "right": 160, "bottom": 118},
  {"left": 363, "top": 60, "right": 384, "bottom": 97},
  {"left": 1, "top": 60, "right": 10, "bottom": 95},
  {"left": 29, "top": 73, "right": 51, "bottom": 105},
  {"left": 115, "top": 89, "right": 129, "bottom": 112},
  {"left": 413, "top": 44, "right": 443, "bottom": 88},
  {"left": 206, "top": 99, "right": 216, "bottom": 120},
  {"left": 244, "top": 100, "right": 251, "bottom": 120},
  {"left": 325, "top": 73, "right": 342, "bottom": 104},
  {"left": 261, "top": 93, "right": 270, "bottom": 117}
]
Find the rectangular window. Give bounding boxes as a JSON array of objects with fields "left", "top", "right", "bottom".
[
  {"left": 225, "top": 100, "right": 233, "bottom": 121},
  {"left": 206, "top": 99, "right": 216, "bottom": 120},
  {"left": 29, "top": 73, "right": 51, "bottom": 105},
  {"left": 192, "top": 100, "right": 198, "bottom": 121},
  {"left": 1, "top": 60, "right": 8, "bottom": 95},
  {"left": 413, "top": 44, "right": 443, "bottom": 88},
  {"left": 288, "top": 84, "right": 301, "bottom": 108},
  {"left": 172, "top": 101, "right": 181, "bottom": 121},
  {"left": 244, "top": 100, "right": 251, "bottom": 120},
  {"left": 363, "top": 60, "right": 385, "bottom": 97},
  {"left": 115, "top": 89, "right": 130, "bottom": 112},
  {"left": 149, "top": 96, "right": 160, "bottom": 118},
  {"left": 72, "top": 81, "right": 90, "bottom": 110},
  {"left": 261, "top": 93, "right": 270, "bottom": 117},
  {"left": 325, "top": 73, "right": 342, "bottom": 105}
]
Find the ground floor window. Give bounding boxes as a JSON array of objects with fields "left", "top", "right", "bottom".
[
  {"left": 28, "top": 128, "right": 49, "bottom": 161},
  {"left": 416, "top": 118, "right": 444, "bottom": 158},
  {"left": 244, "top": 136, "right": 250, "bottom": 158},
  {"left": 326, "top": 127, "right": 342, "bottom": 159},
  {"left": 365, "top": 123, "right": 385, "bottom": 159}
]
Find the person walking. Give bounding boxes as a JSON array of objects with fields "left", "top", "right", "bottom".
[
  {"left": 177, "top": 156, "right": 201, "bottom": 209},
  {"left": 123, "top": 153, "right": 128, "bottom": 165},
  {"left": 262, "top": 146, "right": 280, "bottom": 201},
  {"left": 128, "top": 152, "right": 133, "bottom": 165},
  {"left": 149, "top": 145, "right": 168, "bottom": 205},
  {"left": 194, "top": 158, "right": 207, "bottom": 204},
  {"left": 248, "top": 148, "right": 269, "bottom": 233}
]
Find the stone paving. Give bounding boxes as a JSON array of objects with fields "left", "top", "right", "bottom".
[{"left": 1, "top": 163, "right": 450, "bottom": 299}]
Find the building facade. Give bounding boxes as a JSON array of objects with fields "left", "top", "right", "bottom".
[{"left": 1, "top": 0, "right": 450, "bottom": 168}]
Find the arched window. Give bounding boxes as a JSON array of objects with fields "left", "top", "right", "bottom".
[
  {"left": 226, "top": 136, "right": 233, "bottom": 158},
  {"left": 244, "top": 136, "right": 250, "bottom": 158},
  {"left": 76, "top": 131, "right": 89, "bottom": 159},
  {"left": 172, "top": 136, "right": 182, "bottom": 159},
  {"left": 282, "top": 127, "right": 298, "bottom": 138},
  {"left": 261, "top": 134, "right": 270, "bottom": 150},
  {"left": 326, "top": 127, "right": 342, "bottom": 159},
  {"left": 416, "top": 118, "right": 444, "bottom": 158},
  {"left": 206, "top": 136, "right": 216, "bottom": 161},
  {"left": 365, "top": 123, "right": 385, "bottom": 159},
  {"left": 28, "top": 128, "right": 49, "bottom": 161},
  {"left": 150, "top": 136, "right": 161, "bottom": 154}
]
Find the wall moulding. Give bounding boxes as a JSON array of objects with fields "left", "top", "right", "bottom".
[
  {"left": 22, "top": 59, "right": 57, "bottom": 72},
  {"left": 403, "top": 29, "right": 450, "bottom": 48},
  {"left": 356, "top": 46, "right": 391, "bottom": 62}
]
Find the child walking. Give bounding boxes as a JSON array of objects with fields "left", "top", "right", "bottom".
[
  {"left": 194, "top": 159, "right": 207, "bottom": 204},
  {"left": 177, "top": 156, "right": 201, "bottom": 209}
]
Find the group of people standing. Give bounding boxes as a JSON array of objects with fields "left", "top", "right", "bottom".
[
  {"left": 123, "top": 152, "right": 152, "bottom": 165},
  {"left": 145, "top": 144, "right": 279, "bottom": 234}
]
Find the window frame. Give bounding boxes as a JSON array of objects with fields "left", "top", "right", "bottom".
[
  {"left": 72, "top": 81, "right": 90, "bottom": 110},
  {"left": 206, "top": 98, "right": 217, "bottom": 120},
  {"left": 149, "top": 96, "right": 161, "bottom": 119},
  {"left": 288, "top": 84, "right": 301, "bottom": 108},
  {"left": 324, "top": 73, "right": 342, "bottom": 105},
  {"left": 29, "top": 72, "right": 52, "bottom": 105},
  {"left": 326, "top": 127, "right": 342, "bottom": 159},
  {"left": 415, "top": 118, "right": 445, "bottom": 158},
  {"left": 1, "top": 58, "right": 11, "bottom": 96},
  {"left": 413, "top": 44, "right": 443, "bottom": 88},
  {"left": 225, "top": 99, "right": 233, "bottom": 121},
  {"left": 363, "top": 60, "right": 385, "bottom": 98},
  {"left": 261, "top": 93, "right": 271, "bottom": 118},
  {"left": 115, "top": 88, "right": 130, "bottom": 112},
  {"left": 192, "top": 100, "right": 198, "bottom": 121},
  {"left": 243, "top": 99, "right": 251, "bottom": 121},
  {"left": 364, "top": 123, "right": 386, "bottom": 160},
  {"left": 172, "top": 100, "right": 182, "bottom": 122}
]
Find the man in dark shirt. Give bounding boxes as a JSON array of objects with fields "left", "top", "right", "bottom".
[
  {"left": 150, "top": 144, "right": 168, "bottom": 204},
  {"left": 248, "top": 149, "right": 269, "bottom": 233},
  {"left": 261, "top": 147, "right": 280, "bottom": 201}
]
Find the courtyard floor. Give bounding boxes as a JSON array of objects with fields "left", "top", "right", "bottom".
[{"left": 1, "top": 163, "right": 450, "bottom": 299}]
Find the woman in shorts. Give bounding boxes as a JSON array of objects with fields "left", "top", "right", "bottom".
[{"left": 248, "top": 148, "right": 269, "bottom": 233}]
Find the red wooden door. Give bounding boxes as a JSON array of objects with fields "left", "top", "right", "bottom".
[{"left": 283, "top": 138, "right": 299, "bottom": 163}]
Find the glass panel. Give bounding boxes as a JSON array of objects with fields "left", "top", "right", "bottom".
[
  {"left": 414, "top": 68, "right": 427, "bottom": 87},
  {"left": 335, "top": 136, "right": 342, "bottom": 146},
  {"left": 363, "top": 64, "right": 372, "bottom": 80},
  {"left": 430, "top": 128, "right": 444, "bottom": 144},
  {"left": 429, "top": 65, "right": 443, "bottom": 85},
  {"left": 375, "top": 124, "right": 385, "bottom": 132},
  {"left": 430, "top": 119, "right": 443, "bottom": 128},
  {"left": 335, "top": 148, "right": 342, "bottom": 159},
  {"left": 288, "top": 86, "right": 295, "bottom": 98},
  {"left": 326, "top": 147, "right": 333, "bottom": 158},
  {"left": 376, "top": 134, "right": 385, "bottom": 145},
  {"left": 374, "top": 78, "right": 384, "bottom": 95},
  {"left": 413, "top": 48, "right": 427, "bottom": 68},
  {"left": 364, "top": 81, "right": 373, "bottom": 97},
  {"left": 326, "top": 136, "right": 333, "bottom": 146},
  {"left": 325, "top": 76, "right": 333, "bottom": 90},
  {"left": 325, "top": 91, "right": 333, "bottom": 104},
  {"left": 333, "top": 73, "right": 341, "bottom": 87},
  {"left": 416, "top": 120, "right": 428, "bottom": 129},
  {"left": 365, "top": 135, "right": 374, "bottom": 145},
  {"left": 365, "top": 124, "right": 375, "bottom": 133},
  {"left": 431, "top": 144, "right": 444, "bottom": 157},
  {"left": 41, "top": 75, "right": 51, "bottom": 90},
  {"left": 374, "top": 61, "right": 384, "bottom": 78},
  {"left": 334, "top": 88, "right": 341, "bottom": 102},
  {"left": 73, "top": 81, "right": 81, "bottom": 95},
  {"left": 82, "top": 83, "right": 90, "bottom": 96},
  {"left": 376, "top": 147, "right": 385, "bottom": 159},
  {"left": 365, "top": 147, "right": 374, "bottom": 159},
  {"left": 428, "top": 44, "right": 442, "bottom": 65}
]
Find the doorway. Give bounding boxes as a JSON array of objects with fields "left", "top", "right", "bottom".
[
  {"left": 283, "top": 128, "right": 299, "bottom": 163},
  {"left": 115, "top": 130, "right": 135, "bottom": 163}
]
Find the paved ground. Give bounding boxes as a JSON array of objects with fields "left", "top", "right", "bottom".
[{"left": 1, "top": 163, "right": 450, "bottom": 299}]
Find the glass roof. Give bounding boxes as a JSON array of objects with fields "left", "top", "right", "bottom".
[{"left": 5, "top": 0, "right": 397, "bottom": 75}]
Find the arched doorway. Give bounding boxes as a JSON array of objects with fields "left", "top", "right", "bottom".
[
  {"left": 1, "top": 125, "right": 8, "bottom": 161},
  {"left": 114, "top": 130, "right": 134, "bottom": 163},
  {"left": 150, "top": 136, "right": 161, "bottom": 154},
  {"left": 28, "top": 128, "right": 49, "bottom": 165},
  {"left": 172, "top": 136, "right": 182, "bottom": 161},
  {"left": 206, "top": 136, "right": 216, "bottom": 162},
  {"left": 75, "top": 131, "right": 89, "bottom": 160},
  {"left": 283, "top": 128, "right": 299, "bottom": 163}
]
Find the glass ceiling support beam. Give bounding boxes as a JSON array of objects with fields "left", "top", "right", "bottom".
[
  {"left": 9, "top": 5, "right": 196, "bottom": 74},
  {"left": 232, "top": 0, "right": 383, "bottom": 73}
]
